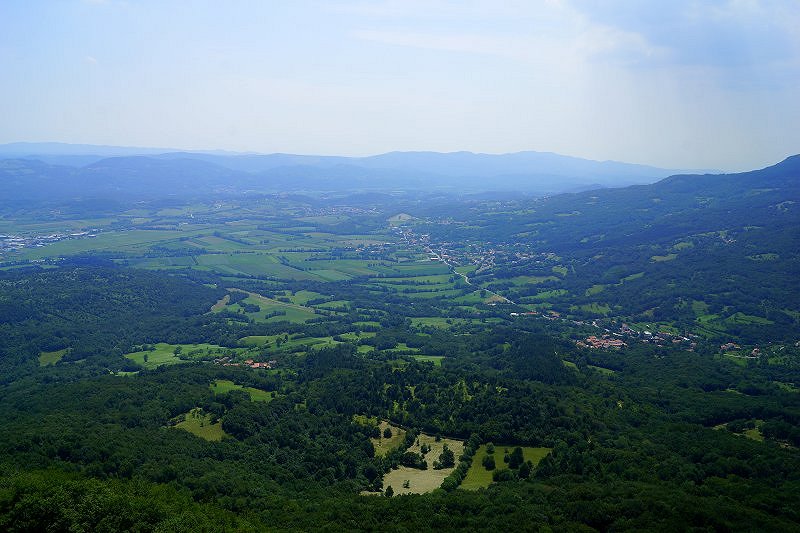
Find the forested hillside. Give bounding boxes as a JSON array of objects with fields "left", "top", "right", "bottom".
[{"left": 0, "top": 157, "right": 798, "bottom": 530}]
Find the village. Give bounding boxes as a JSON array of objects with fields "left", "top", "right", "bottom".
[{"left": 0, "top": 230, "right": 98, "bottom": 254}]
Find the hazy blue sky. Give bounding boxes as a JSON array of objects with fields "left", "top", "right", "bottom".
[{"left": 1, "top": 1, "right": 798, "bottom": 170}]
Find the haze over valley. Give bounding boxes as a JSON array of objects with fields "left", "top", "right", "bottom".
[{"left": 1, "top": 1, "right": 799, "bottom": 531}]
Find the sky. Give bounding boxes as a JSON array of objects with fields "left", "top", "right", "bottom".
[{"left": 1, "top": 1, "right": 798, "bottom": 171}]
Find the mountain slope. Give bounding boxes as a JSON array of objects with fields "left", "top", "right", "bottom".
[
  {"left": 421, "top": 155, "right": 800, "bottom": 341},
  {"left": 0, "top": 143, "right": 701, "bottom": 198}
]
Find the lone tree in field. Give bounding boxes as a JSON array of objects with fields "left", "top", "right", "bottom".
[
  {"left": 383, "top": 426, "right": 392, "bottom": 439},
  {"left": 385, "top": 485, "right": 394, "bottom": 498},
  {"left": 434, "top": 444, "right": 455, "bottom": 469},
  {"left": 518, "top": 460, "right": 532, "bottom": 479},
  {"left": 508, "top": 447, "right": 524, "bottom": 469}
]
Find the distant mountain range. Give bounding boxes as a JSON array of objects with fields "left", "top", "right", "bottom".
[{"left": 0, "top": 142, "right": 709, "bottom": 201}]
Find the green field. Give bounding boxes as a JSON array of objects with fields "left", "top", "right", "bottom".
[
  {"left": 211, "top": 380, "right": 274, "bottom": 402},
  {"left": 651, "top": 253, "right": 678, "bottom": 262},
  {"left": 217, "top": 290, "right": 318, "bottom": 323},
  {"left": 573, "top": 303, "right": 612, "bottom": 316},
  {"left": 124, "top": 342, "right": 248, "bottom": 369},
  {"left": 38, "top": 348, "right": 67, "bottom": 366},
  {"left": 411, "top": 355, "right": 445, "bottom": 366},
  {"left": 370, "top": 421, "right": 407, "bottom": 457},
  {"left": 174, "top": 408, "right": 227, "bottom": 441},
  {"left": 585, "top": 284, "right": 607, "bottom": 296},
  {"left": 461, "top": 444, "right": 551, "bottom": 490},
  {"left": 378, "top": 434, "right": 465, "bottom": 495}
]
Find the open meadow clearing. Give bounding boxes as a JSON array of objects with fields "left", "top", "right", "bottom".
[
  {"left": 211, "top": 380, "right": 275, "bottom": 402},
  {"left": 38, "top": 348, "right": 68, "bottom": 366},
  {"left": 370, "top": 420, "right": 407, "bottom": 457},
  {"left": 461, "top": 444, "right": 551, "bottom": 490},
  {"left": 410, "top": 355, "right": 445, "bottom": 366},
  {"left": 214, "top": 289, "right": 318, "bottom": 323},
  {"left": 173, "top": 408, "right": 227, "bottom": 441},
  {"left": 380, "top": 434, "right": 464, "bottom": 495},
  {"left": 124, "top": 342, "right": 249, "bottom": 369}
]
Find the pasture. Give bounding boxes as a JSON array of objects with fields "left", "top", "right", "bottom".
[
  {"left": 216, "top": 290, "right": 318, "bottom": 323},
  {"left": 410, "top": 355, "right": 445, "bottom": 366},
  {"left": 371, "top": 421, "right": 407, "bottom": 457},
  {"left": 381, "top": 434, "right": 464, "bottom": 495},
  {"left": 461, "top": 444, "right": 551, "bottom": 490},
  {"left": 211, "top": 380, "right": 274, "bottom": 402},
  {"left": 38, "top": 348, "right": 67, "bottom": 366},
  {"left": 124, "top": 342, "right": 248, "bottom": 369},
  {"left": 174, "top": 408, "right": 227, "bottom": 442}
]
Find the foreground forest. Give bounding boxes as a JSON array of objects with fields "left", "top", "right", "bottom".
[{"left": 0, "top": 158, "right": 798, "bottom": 530}]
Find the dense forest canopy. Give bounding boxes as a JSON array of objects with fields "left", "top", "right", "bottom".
[{"left": 0, "top": 157, "right": 798, "bottom": 530}]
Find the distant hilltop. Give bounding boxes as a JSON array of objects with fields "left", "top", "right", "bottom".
[{"left": 0, "top": 142, "right": 717, "bottom": 197}]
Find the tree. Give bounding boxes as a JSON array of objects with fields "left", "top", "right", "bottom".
[
  {"left": 385, "top": 485, "right": 394, "bottom": 498},
  {"left": 509, "top": 447, "right": 524, "bottom": 469},
  {"left": 482, "top": 454, "right": 496, "bottom": 471},
  {"left": 518, "top": 460, "right": 532, "bottom": 479},
  {"left": 435, "top": 444, "right": 455, "bottom": 469},
  {"left": 383, "top": 427, "right": 392, "bottom": 439},
  {"left": 486, "top": 442, "right": 495, "bottom": 454}
]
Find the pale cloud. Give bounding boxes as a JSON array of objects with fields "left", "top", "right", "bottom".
[{"left": 567, "top": 0, "right": 799, "bottom": 69}]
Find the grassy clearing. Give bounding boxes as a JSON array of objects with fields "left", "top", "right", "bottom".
[
  {"left": 218, "top": 290, "right": 318, "bottom": 323},
  {"left": 461, "top": 445, "right": 551, "bottom": 490},
  {"left": 691, "top": 300, "right": 710, "bottom": 315},
  {"left": 211, "top": 380, "right": 275, "bottom": 402},
  {"left": 508, "top": 275, "right": 560, "bottom": 286},
  {"left": 410, "top": 355, "right": 445, "bottom": 366},
  {"left": 124, "top": 342, "right": 246, "bottom": 369},
  {"left": 38, "top": 348, "right": 67, "bottom": 366},
  {"left": 388, "top": 213, "right": 415, "bottom": 224},
  {"left": 240, "top": 333, "right": 341, "bottom": 352},
  {"left": 651, "top": 253, "right": 678, "bottom": 262},
  {"left": 13, "top": 229, "right": 201, "bottom": 261},
  {"left": 713, "top": 420, "right": 766, "bottom": 442},
  {"left": 286, "top": 290, "right": 327, "bottom": 305},
  {"left": 621, "top": 272, "right": 645, "bottom": 282},
  {"left": 371, "top": 421, "right": 407, "bottom": 457},
  {"left": 174, "top": 408, "right": 227, "bottom": 441},
  {"left": 524, "top": 289, "right": 568, "bottom": 302},
  {"left": 573, "top": 303, "right": 612, "bottom": 316},
  {"left": 725, "top": 312, "right": 773, "bottom": 325},
  {"left": 747, "top": 253, "right": 779, "bottom": 261},
  {"left": 210, "top": 294, "right": 230, "bottom": 311},
  {"left": 585, "top": 284, "right": 607, "bottom": 296},
  {"left": 588, "top": 365, "right": 616, "bottom": 375},
  {"left": 381, "top": 434, "right": 465, "bottom": 495}
]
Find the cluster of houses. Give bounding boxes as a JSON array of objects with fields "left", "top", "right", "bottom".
[
  {"left": 577, "top": 335, "right": 627, "bottom": 349},
  {"left": 244, "top": 358, "right": 277, "bottom": 369},
  {"left": 0, "top": 230, "right": 97, "bottom": 252},
  {"left": 719, "top": 343, "right": 766, "bottom": 358},
  {"left": 215, "top": 356, "right": 277, "bottom": 369}
]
